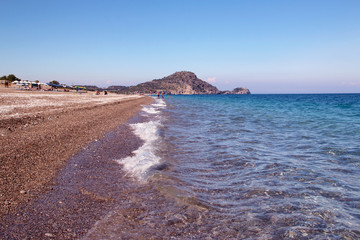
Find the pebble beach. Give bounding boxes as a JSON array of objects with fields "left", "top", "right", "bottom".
[{"left": 0, "top": 87, "right": 152, "bottom": 238}]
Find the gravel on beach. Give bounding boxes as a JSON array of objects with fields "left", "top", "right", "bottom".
[{"left": 0, "top": 88, "right": 153, "bottom": 217}]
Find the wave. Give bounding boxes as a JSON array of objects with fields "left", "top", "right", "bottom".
[{"left": 117, "top": 98, "right": 165, "bottom": 181}]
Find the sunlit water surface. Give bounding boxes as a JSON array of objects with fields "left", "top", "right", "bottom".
[{"left": 86, "top": 94, "right": 360, "bottom": 239}]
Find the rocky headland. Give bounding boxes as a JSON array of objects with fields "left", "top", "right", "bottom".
[
  {"left": 221, "top": 87, "right": 251, "bottom": 95},
  {"left": 105, "top": 71, "right": 250, "bottom": 95}
]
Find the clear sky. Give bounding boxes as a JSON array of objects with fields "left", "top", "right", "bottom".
[{"left": 1, "top": 0, "right": 360, "bottom": 93}]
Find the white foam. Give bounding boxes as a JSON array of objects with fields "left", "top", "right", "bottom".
[
  {"left": 152, "top": 98, "right": 166, "bottom": 108},
  {"left": 117, "top": 121, "right": 161, "bottom": 181},
  {"left": 117, "top": 98, "right": 166, "bottom": 181},
  {"left": 142, "top": 106, "right": 160, "bottom": 114},
  {"left": 141, "top": 98, "right": 166, "bottom": 115}
]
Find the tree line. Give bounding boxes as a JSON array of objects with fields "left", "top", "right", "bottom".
[
  {"left": 0, "top": 74, "right": 20, "bottom": 82},
  {"left": 1, "top": 74, "right": 60, "bottom": 85}
]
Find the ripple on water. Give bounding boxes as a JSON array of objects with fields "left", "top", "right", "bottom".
[{"left": 98, "top": 94, "right": 360, "bottom": 239}]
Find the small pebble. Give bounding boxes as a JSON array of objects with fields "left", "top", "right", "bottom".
[
  {"left": 20, "top": 190, "right": 26, "bottom": 194},
  {"left": 45, "top": 232, "right": 54, "bottom": 237}
]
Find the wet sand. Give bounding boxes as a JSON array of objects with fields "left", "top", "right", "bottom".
[
  {"left": 0, "top": 116, "right": 212, "bottom": 239},
  {"left": 0, "top": 90, "right": 216, "bottom": 239},
  {"left": 0, "top": 88, "right": 153, "bottom": 220},
  {"left": 1, "top": 123, "right": 145, "bottom": 239},
  {"left": 1, "top": 89, "right": 267, "bottom": 239}
]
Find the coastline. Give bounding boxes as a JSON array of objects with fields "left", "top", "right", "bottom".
[
  {"left": 0, "top": 88, "right": 153, "bottom": 217},
  {"left": 2, "top": 93, "right": 359, "bottom": 239}
]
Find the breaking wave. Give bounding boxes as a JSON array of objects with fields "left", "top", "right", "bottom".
[{"left": 117, "top": 98, "right": 165, "bottom": 181}]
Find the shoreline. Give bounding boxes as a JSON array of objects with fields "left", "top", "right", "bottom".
[
  {"left": 0, "top": 88, "right": 153, "bottom": 217},
  {"left": 1, "top": 122, "right": 147, "bottom": 239}
]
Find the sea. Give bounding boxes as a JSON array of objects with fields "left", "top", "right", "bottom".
[{"left": 86, "top": 94, "right": 360, "bottom": 239}]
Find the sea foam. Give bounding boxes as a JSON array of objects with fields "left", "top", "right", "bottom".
[{"left": 117, "top": 98, "right": 165, "bottom": 181}]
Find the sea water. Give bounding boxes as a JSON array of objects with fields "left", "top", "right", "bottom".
[
  {"left": 90, "top": 94, "right": 360, "bottom": 239},
  {"left": 117, "top": 99, "right": 166, "bottom": 181}
]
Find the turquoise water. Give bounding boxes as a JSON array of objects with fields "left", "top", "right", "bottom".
[
  {"left": 81, "top": 94, "right": 360, "bottom": 239},
  {"left": 154, "top": 94, "right": 360, "bottom": 238}
]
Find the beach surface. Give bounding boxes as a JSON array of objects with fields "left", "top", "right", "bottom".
[{"left": 0, "top": 88, "right": 153, "bottom": 218}]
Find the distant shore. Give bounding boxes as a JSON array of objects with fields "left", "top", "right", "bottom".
[{"left": 0, "top": 87, "right": 153, "bottom": 217}]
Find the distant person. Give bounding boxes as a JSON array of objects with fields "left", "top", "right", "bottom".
[
  {"left": 5, "top": 81, "right": 8, "bottom": 88},
  {"left": 161, "top": 92, "right": 164, "bottom": 98},
  {"left": 157, "top": 93, "right": 160, "bottom": 98},
  {"left": 104, "top": 91, "right": 108, "bottom": 95}
]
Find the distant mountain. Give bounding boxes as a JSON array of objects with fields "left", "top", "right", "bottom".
[
  {"left": 106, "top": 71, "right": 250, "bottom": 95},
  {"left": 77, "top": 85, "right": 102, "bottom": 91},
  {"left": 221, "top": 87, "right": 251, "bottom": 95},
  {"left": 105, "top": 85, "right": 129, "bottom": 91}
]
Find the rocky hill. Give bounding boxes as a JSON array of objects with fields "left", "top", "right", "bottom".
[
  {"left": 106, "top": 71, "right": 250, "bottom": 95},
  {"left": 221, "top": 87, "right": 251, "bottom": 95}
]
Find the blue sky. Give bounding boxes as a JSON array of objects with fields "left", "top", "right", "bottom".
[{"left": 1, "top": 0, "right": 359, "bottom": 93}]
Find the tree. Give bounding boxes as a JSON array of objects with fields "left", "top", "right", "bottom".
[
  {"left": 0, "top": 75, "right": 7, "bottom": 80},
  {"left": 7, "top": 74, "right": 17, "bottom": 82},
  {"left": 35, "top": 80, "right": 39, "bottom": 83},
  {"left": 49, "top": 80, "right": 60, "bottom": 85}
]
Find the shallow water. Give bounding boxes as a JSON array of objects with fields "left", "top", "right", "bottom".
[{"left": 88, "top": 94, "right": 360, "bottom": 239}]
